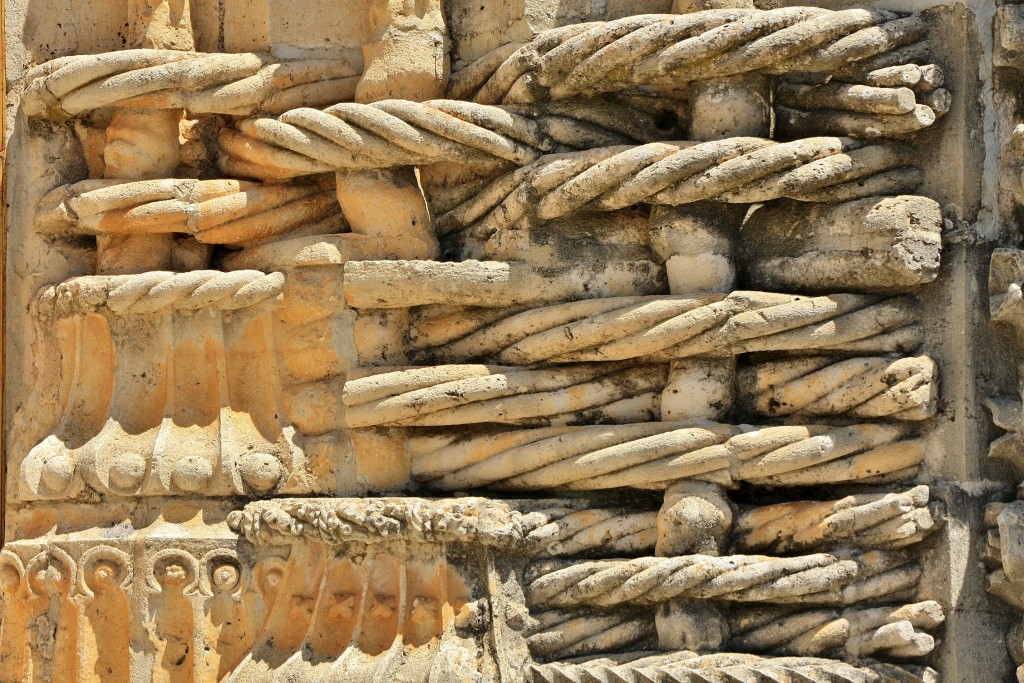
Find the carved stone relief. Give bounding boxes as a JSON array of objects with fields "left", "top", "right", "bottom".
[{"left": 0, "top": 0, "right": 1014, "bottom": 680}]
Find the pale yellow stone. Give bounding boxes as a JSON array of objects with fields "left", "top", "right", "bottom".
[{"left": 0, "top": 0, "right": 983, "bottom": 679}]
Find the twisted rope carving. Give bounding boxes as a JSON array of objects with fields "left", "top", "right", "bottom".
[
  {"left": 23, "top": 51, "right": 360, "bottom": 120},
  {"left": 218, "top": 99, "right": 683, "bottom": 180},
  {"left": 775, "top": 103, "right": 943, "bottom": 140},
  {"left": 343, "top": 364, "right": 666, "bottom": 428},
  {"left": 734, "top": 486, "right": 938, "bottom": 554},
  {"left": 449, "top": 8, "right": 928, "bottom": 104},
  {"left": 409, "top": 422, "right": 923, "bottom": 491},
  {"left": 525, "top": 508, "right": 658, "bottom": 557},
  {"left": 38, "top": 270, "right": 285, "bottom": 317},
  {"left": 528, "top": 600, "right": 943, "bottom": 661},
  {"left": 529, "top": 652, "right": 937, "bottom": 683},
  {"left": 777, "top": 79, "right": 939, "bottom": 117},
  {"left": 37, "top": 178, "right": 339, "bottom": 244},
  {"left": 527, "top": 610, "right": 656, "bottom": 660},
  {"left": 737, "top": 356, "right": 937, "bottom": 421},
  {"left": 772, "top": 63, "right": 949, "bottom": 138},
  {"left": 408, "top": 293, "right": 921, "bottom": 365},
  {"left": 435, "top": 138, "right": 920, "bottom": 236},
  {"left": 730, "top": 601, "right": 945, "bottom": 660},
  {"left": 525, "top": 550, "right": 919, "bottom": 609},
  {"left": 853, "top": 63, "right": 943, "bottom": 90},
  {"left": 528, "top": 489, "right": 936, "bottom": 557}
]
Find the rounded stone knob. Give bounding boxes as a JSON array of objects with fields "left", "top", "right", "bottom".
[
  {"left": 109, "top": 452, "right": 147, "bottom": 492},
  {"left": 40, "top": 455, "right": 75, "bottom": 494},
  {"left": 238, "top": 453, "right": 283, "bottom": 493}
]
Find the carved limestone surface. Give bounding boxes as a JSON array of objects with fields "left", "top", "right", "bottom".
[{"left": 0, "top": 0, "right": 1002, "bottom": 679}]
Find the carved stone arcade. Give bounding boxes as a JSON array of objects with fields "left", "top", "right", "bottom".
[{"left": 1, "top": 0, "right": 1019, "bottom": 680}]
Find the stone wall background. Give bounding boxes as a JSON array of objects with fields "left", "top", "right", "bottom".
[{"left": 2, "top": 0, "right": 1021, "bottom": 680}]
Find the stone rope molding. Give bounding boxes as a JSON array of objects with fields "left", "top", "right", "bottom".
[
  {"left": 525, "top": 610, "right": 656, "bottom": 661},
  {"left": 219, "top": 107, "right": 940, "bottom": 184},
  {"left": 17, "top": 9, "right": 939, "bottom": 119},
  {"left": 341, "top": 356, "right": 936, "bottom": 429},
  {"left": 37, "top": 177, "right": 339, "bottom": 244},
  {"left": 524, "top": 509, "right": 659, "bottom": 557},
  {"left": 736, "top": 355, "right": 938, "bottom": 421},
  {"left": 217, "top": 99, "right": 679, "bottom": 179},
  {"left": 524, "top": 550, "right": 921, "bottom": 608},
  {"left": 216, "top": 129, "right": 922, "bottom": 211},
  {"left": 728, "top": 601, "right": 945, "bottom": 660},
  {"left": 36, "top": 270, "right": 286, "bottom": 316},
  {"left": 392, "top": 292, "right": 921, "bottom": 364},
  {"left": 528, "top": 600, "right": 943, "bottom": 661},
  {"left": 344, "top": 363, "right": 667, "bottom": 427},
  {"left": 448, "top": 8, "right": 928, "bottom": 104},
  {"left": 528, "top": 652, "right": 937, "bottom": 683},
  {"left": 407, "top": 422, "right": 923, "bottom": 490},
  {"left": 433, "top": 138, "right": 920, "bottom": 236},
  {"left": 733, "top": 485, "right": 938, "bottom": 554},
  {"left": 22, "top": 51, "right": 361, "bottom": 120}
]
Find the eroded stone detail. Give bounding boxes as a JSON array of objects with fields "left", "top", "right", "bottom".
[{"left": 0, "top": 0, "right": 997, "bottom": 679}]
